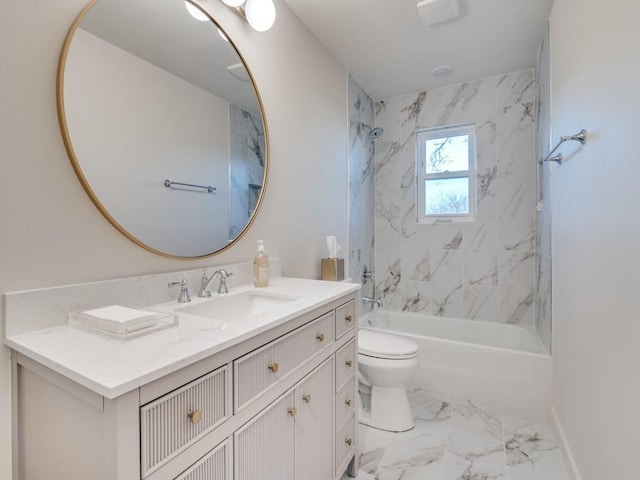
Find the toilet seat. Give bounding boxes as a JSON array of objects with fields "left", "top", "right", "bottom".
[{"left": 358, "top": 329, "right": 418, "bottom": 360}]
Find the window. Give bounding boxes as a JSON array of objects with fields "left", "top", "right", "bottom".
[{"left": 416, "top": 124, "right": 477, "bottom": 223}]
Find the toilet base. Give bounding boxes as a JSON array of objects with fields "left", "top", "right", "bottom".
[{"left": 358, "top": 385, "right": 414, "bottom": 432}]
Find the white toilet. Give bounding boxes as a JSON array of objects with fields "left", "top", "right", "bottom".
[{"left": 357, "top": 329, "right": 419, "bottom": 432}]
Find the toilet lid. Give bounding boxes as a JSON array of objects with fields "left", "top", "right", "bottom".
[{"left": 358, "top": 329, "right": 418, "bottom": 359}]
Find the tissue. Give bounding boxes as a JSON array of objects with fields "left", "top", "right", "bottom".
[{"left": 326, "top": 235, "right": 341, "bottom": 259}]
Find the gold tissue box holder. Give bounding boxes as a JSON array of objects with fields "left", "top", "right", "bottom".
[{"left": 321, "top": 258, "right": 344, "bottom": 281}]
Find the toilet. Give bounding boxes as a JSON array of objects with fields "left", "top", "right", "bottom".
[{"left": 357, "top": 329, "right": 419, "bottom": 432}]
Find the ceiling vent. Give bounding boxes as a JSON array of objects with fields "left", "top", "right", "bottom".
[{"left": 417, "top": 0, "right": 460, "bottom": 26}]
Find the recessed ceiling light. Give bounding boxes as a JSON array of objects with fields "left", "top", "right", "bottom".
[{"left": 432, "top": 65, "right": 453, "bottom": 77}]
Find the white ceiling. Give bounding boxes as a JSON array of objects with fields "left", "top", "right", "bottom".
[
  {"left": 80, "top": 0, "right": 260, "bottom": 112},
  {"left": 282, "top": 0, "right": 555, "bottom": 100}
]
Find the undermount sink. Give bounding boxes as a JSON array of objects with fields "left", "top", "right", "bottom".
[{"left": 176, "top": 290, "right": 301, "bottom": 320}]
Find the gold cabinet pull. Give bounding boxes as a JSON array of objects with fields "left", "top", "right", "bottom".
[
  {"left": 345, "top": 315, "right": 353, "bottom": 323},
  {"left": 345, "top": 360, "right": 353, "bottom": 368},
  {"left": 188, "top": 409, "right": 202, "bottom": 425},
  {"left": 316, "top": 333, "right": 325, "bottom": 342},
  {"left": 345, "top": 438, "right": 353, "bottom": 446},
  {"left": 268, "top": 362, "right": 279, "bottom": 373},
  {"left": 287, "top": 407, "right": 297, "bottom": 417},
  {"left": 302, "top": 394, "right": 312, "bottom": 403},
  {"left": 345, "top": 399, "right": 352, "bottom": 407}
]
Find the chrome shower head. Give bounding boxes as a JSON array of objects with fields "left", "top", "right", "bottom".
[
  {"left": 362, "top": 123, "right": 384, "bottom": 141},
  {"left": 368, "top": 127, "right": 384, "bottom": 141}
]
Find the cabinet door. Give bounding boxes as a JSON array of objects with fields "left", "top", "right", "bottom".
[
  {"left": 298, "top": 358, "right": 335, "bottom": 480},
  {"left": 234, "top": 391, "right": 296, "bottom": 480}
]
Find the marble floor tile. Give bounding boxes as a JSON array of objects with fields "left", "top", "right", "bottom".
[
  {"left": 347, "top": 390, "right": 570, "bottom": 480},
  {"left": 442, "top": 400, "right": 507, "bottom": 480},
  {"left": 503, "top": 416, "right": 571, "bottom": 480}
]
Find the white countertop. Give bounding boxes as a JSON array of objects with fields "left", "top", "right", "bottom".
[{"left": 5, "top": 277, "right": 359, "bottom": 399}]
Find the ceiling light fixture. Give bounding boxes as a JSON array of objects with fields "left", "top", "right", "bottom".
[
  {"left": 432, "top": 65, "right": 453, "bottom": 77},
  {"left": 221, "top": 0, "right": 276, "bottom": 32}
]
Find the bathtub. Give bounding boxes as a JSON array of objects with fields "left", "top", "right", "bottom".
[{"left": 359, "top": 310, "right": 552, "bottom": 417}]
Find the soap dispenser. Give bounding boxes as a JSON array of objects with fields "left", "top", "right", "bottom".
[{"left": 253, "top": 240, "right": 270, "bottom": 287}]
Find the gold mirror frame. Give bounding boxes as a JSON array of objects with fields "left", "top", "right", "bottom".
[{"left": 56, "top": 0, "right": 269, "bottom": 259}]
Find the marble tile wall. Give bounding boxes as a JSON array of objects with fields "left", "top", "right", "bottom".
[
  {"left": 348, "top": 76, "right": 376, "bottom": 302},
  {"left": 535, "top": 24, "right": 553, "bottom": 351},
  {"left": 229, "top": 105, "right": 266, "bottom": 238},
  {"left": 373, "top": 70, "right": 536, "bottom": 326}
]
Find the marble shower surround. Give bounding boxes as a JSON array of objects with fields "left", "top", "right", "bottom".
[
  {"left": 373, "top": 70, "right": 536, "bottom": 326},
  {"left": 229, "top": 105, "right": 266, "bottom": 238},
  {"left": 348, "top": 76, "right": 376, "bottom": 302}
]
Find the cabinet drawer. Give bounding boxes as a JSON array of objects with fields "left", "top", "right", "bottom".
[
  {"left": 234, "top": 312, "right": 334, "bottom": 411},
  {"left": 335, "top": 339, "right": 356, "bottom": 391},
  {"left": 335, "top": 413, "right": 356, "bottom": 477},
  {"left": 335, "top": 376, "right": 355, "bottom": 431},
  {"left": 141, "top": 365, "right": 230, "bottom": 477},
  {"left": 335, "top": 300, "right": 356, "bottom": 339},
  {"left": 174, "top": 439, "right": 230, "bottom": 480}
]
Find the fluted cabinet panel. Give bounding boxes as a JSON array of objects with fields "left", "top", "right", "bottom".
[
  {"left": 335, "top": 300, "right": 356, "bottom": 339},
  {"left": 335, "top": 340, "right": 356, "bottom": 391},
  {"left": 234, "top": 312, "right": 334, "bottom": 410},
  {"left": 335, "top": 414, "right": 356, "bottom": 477},
  {"left": 234, "top": 391, "right": 296, "bottom": 480},
  {"left": 174, "top": 439, "right": 229, "bottom": 480},
  {"left": 298, "top": 358, "right": 335, "bottom": 480},
  {"left": 335, "top": 377, "right": 355, "bottom": 431},
  {"left": 141, "top": 366, "right": 229, "bottom": 477}
]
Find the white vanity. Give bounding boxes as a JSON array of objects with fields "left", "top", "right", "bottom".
[{"left": 5, "top": 265, "right": 359, "bottom": 480}]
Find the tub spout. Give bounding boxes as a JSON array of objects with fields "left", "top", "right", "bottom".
[{"left": 363, "top": 296, "right": 383, "bottom": 308}]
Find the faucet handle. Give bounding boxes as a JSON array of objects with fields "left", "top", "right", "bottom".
[
  {"left": 216, "top": 271, "right": 233, "bottom": 294},
  {"left": 198, "top": 270, "right": 212, "bottom": 298},
  {"left": 169, "top": 279, "right": 191, "bottom": 303}
]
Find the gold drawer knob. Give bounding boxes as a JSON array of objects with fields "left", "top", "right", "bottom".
[
  {"left": 316, "top": 333, "right": 325, "bottom": 342},
  {"left": 268, "top": 362, "right": 279, "bottom": 373},
  {"left": 287, "top": 407, "right": 297, "bottom": 417},
  {"left": 188, "top": 409, "right": 202, "bottom": 425},
  {"left": 302, "top": 394, "right": 312, "bottom": 403},
  {"left": 345, "top": 438, "right": 353, "bottom": 446},
  {"left": 345, "top": 360, "right": 353, "bottom": 368},
  {"left": 345, "top": 399, "right": 352, "bottom": 407},
  {"left": 345, "top": 315, "right": 353, "bottom": 323}
]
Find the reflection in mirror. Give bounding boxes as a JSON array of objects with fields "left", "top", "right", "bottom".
[{"left": 59, "top": 0, "right": 267, "bottom": 258}]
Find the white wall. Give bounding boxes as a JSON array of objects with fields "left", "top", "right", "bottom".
[
  {"left": 549, "top": 0, "right": 640, "bottom": 478},
  {"left": 66, "top": 29, "right": 231, "bottom": 256},
  {"left": 0, "top": 0, "right": 348, "bottom": 476}
]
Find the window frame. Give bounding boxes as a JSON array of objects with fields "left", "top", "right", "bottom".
[{"left": 415, "top": 123, "right": 477, "bottom": 224}]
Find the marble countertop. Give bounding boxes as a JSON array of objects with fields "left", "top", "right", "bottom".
[{"left": 5, "top": 277, "right": 360, "bottom": 399}]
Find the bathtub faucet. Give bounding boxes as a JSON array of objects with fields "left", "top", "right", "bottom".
[{"left": 363, "top": 296, "right": 383, "bottom": 308}]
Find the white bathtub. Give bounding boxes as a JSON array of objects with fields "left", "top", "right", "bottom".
[{"left": 359, "top": 310, "right": 552, "bottom": 417}]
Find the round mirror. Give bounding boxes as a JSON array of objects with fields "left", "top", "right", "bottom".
[{"left": 58, "top": 0, "right": 268, "bottom": 258}]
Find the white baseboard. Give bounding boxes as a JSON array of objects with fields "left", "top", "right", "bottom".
[{"left": 549, "top": 405, "right": 582, "bottom": 480}]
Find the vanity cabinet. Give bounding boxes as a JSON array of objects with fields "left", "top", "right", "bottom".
[
  {"left": 12, "top": 293, "right": 358, "bottom": 480},
  {"left": 235, "top": 358, "right": 334, "bottom": 480}
]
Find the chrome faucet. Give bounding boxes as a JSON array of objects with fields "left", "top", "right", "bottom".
[
  {"left": 199, "top": 269, "right": 233, "bottom": 297},
  {"left": 363, "top": 295, "right": 382, "bottom": 308},
  {"left": 168, "top": 279, "right": 191, "bottom": 303}
]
